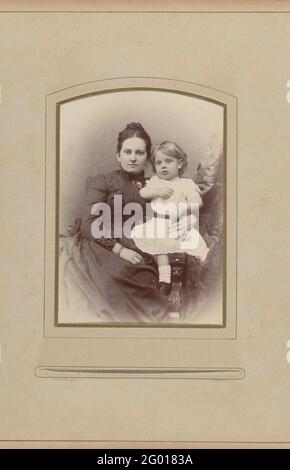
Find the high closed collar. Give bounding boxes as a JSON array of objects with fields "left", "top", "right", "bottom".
[{"left": 119, "top": 168, "right": 145, "bottom": 183}]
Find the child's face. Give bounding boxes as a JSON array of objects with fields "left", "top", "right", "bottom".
[{"left": 154, "top": 150, "right": 183, "bottom": 180}]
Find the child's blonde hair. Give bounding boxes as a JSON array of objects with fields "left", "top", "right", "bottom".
[{"left": 151, "top": 141, "right": 188, "bottom": 176}]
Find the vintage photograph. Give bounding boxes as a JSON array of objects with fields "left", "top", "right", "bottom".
[{"left": 58, "top": 89, "right": 224, "bottom": 325}]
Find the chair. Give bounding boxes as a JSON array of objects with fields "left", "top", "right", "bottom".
[{"left": 168, "top": 253, "right": 187, "bottom": 314}]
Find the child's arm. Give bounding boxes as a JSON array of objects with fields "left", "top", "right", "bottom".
[
  {"left": 140, "top": 185, "right": 158, "bottom": 199},
  {"left": 140, "top": 185, "right": 174, "bottom": 200},
  {"left": 140, "top": 176, "right": 174, "bottom": 200}
]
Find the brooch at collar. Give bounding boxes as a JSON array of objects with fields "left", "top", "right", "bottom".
[{"left": 132, "top": 180, "right": 143, "bottom": 189}]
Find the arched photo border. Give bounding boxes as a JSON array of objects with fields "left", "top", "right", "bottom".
[{"left": 44, "top": 77, "right": 237, "bottom": 339}]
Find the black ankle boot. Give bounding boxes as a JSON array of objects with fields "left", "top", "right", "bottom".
[{"left": 158, "top": 281, "right": 172, "bottom": 296}]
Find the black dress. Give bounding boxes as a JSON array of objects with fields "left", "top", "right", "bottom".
[{"left": 59, "top": 168, "right": 169, "bottom": 323}]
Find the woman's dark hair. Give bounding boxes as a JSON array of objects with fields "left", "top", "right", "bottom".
[{"left": 117, "top": 122, "right": 151, "bottom": 157}]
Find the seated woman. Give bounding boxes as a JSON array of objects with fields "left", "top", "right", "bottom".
[{"left": 59, "top": 122, "right": 171, "bottom": 323}]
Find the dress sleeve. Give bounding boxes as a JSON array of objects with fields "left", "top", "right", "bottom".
[
  {"left": 81, "top": 174, "right": 118, "bottom": 250},
  {"left": 144, "top": 175, "right": 159, "bottom": 189},
  {"left": 183, "top": 179, "right": 203, "bottom": 206}
]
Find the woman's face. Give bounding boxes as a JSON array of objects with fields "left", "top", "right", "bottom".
[{"left": 117, "top": 137, "right": 147, "bottom": 175}]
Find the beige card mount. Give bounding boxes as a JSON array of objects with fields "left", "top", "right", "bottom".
[{"left": 0, "top": 0, "right": 290, "bottom": 449}]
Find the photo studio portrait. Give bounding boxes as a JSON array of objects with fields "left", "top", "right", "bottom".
[{"left": 58, "top": 89, "right": 224, "bottom": 326}]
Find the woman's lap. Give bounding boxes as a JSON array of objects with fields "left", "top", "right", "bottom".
[{"left": 59, "top": 234, "right": 169, "bottom": 323}]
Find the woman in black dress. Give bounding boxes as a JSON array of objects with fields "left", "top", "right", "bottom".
[{"left": 59, "top": 123, "right": 170, "bottom": 323}]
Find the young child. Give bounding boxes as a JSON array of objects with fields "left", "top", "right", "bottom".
[{"left": 131, "top": 141, "right": 209, "bottom": 295}]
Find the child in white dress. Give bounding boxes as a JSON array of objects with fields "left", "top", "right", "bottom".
[{"left": 131, "top": 141, "right": 209, "bottom": 294}]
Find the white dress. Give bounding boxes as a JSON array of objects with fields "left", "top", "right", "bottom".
[{"left": 130, "top": 175, "right": 209, "bottom": 261}]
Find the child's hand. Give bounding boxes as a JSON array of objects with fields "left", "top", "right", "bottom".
[
  {"left": 156, "top": 187, "right": 174, "bottom": 199},
  {"left": 119, "top": 247, "right": 144, "bottom": 265}
]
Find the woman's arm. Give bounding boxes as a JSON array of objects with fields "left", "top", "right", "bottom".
[
  {"left": 81, "top": 174, "right": 118, "bottom": 250},
  {"left": 112, "top": 242, "right": 143, "bottom": 264},
  {"left": 82, "top": 174, "right": 144, "bottom": 262}
]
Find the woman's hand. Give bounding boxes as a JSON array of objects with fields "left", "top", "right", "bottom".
[
  {"left": 169, "top": 214, "right": 197, "bottom": 238},
  {"left": 119, "top": 247, "right": 144, "bottom": 264},
  {"left": 113, "top": 243, "right": 144, "bottom": 264}
]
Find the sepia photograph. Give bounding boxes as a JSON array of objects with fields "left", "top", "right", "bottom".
[
  {"left": 58, "top": 89, "right": 224, "bottom": 325},
  {"left": 3, "top": 0, "right": 290, "bottom": 449}
]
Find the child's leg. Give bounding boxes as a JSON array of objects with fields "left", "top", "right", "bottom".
[{"left": 156, "top": 254, "right": 171, "bottom": 284}]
